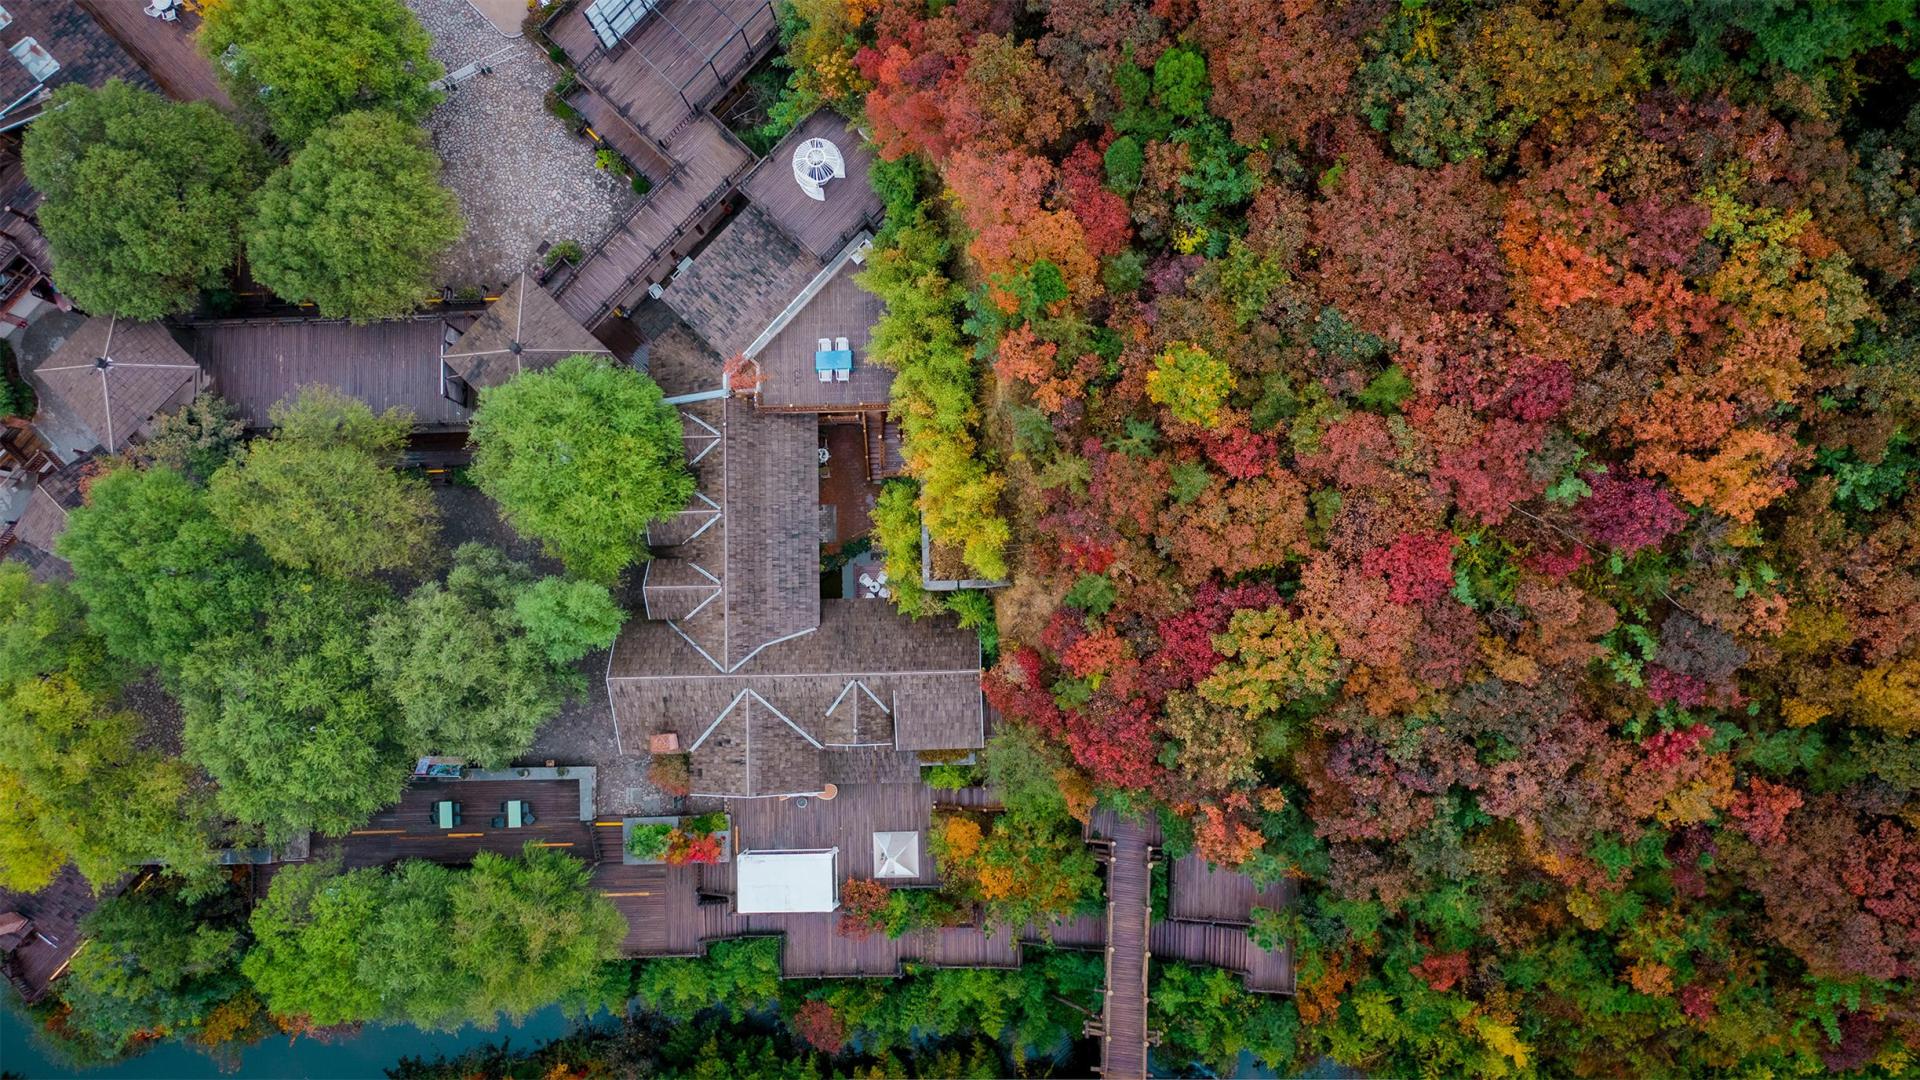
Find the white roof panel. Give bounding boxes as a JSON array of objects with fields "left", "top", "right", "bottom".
[{"left": 736, "top": 849, "right": 839, "bottom": 913}]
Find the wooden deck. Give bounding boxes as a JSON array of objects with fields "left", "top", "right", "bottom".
[
  {"left": 548, "top": 0, "right": 777, "bottom": 144},
  {"left": 75, "top": 0, "right": 232, "bottom": 107},
  {"left": 1099, "top": 819, "right": 1153, "bottom": 1080},
  {"left": 327, "top": 778, "right": 594, "bottom": 869},
  {"left": 730, "top": 783, "right": 937, "bottom": 884},
  {"left": 187, "top": 317, "right": 470, "bottom": 429},
  {"left": 738, "top": 110, "right": 883, "bottom": 263},
  {"left": 541, "top": 0, "right": 774, "bottom": 330},
  {"left": 1169, "top": 853, "right": 1290, "bottom": 925},
  {"left": 753, "top": 261, "right": 891, "bottom": 411},
  {"left": 551, "top": 116, "right": 750, "bottom": 328}
]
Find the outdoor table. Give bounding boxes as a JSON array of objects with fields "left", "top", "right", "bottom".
[
  {"left": 813, "top": 348, "right": 853, "bottom": 374},
  {"left": 507, "top": 800, "right": 524, "bottom": 828},
  {"left": 436, "top": 801, "right": 456, "bottom": 829}
]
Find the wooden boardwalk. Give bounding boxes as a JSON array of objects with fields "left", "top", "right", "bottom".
[
  {"left": 581, "top": 784, "right": 1291, "bottom": 1042},
  {"left": 1100, "top": 818, "right": 1153, "bottom": 1080},
  {"left": 1169, "top": 853, "right": 1290, "bottom": 925},
  {"left": 569, "top": 82, "right": 676, "bottom": 180},
  {"left": 542, "top": 0, "right": 775, "bottom": 330},
  {"left": 550, "top": 116, "right": 749, "bottom": 329},
  {"left": 1152, "top": 919, "right": 1295, "bottom": 994}
]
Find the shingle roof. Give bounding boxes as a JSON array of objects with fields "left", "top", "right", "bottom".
[
  {"left": 610, "top": 601, "right": 984, "bottom": 797},
  {"left": 443, "top": 273, "right": 611, "bottom": 390},
  {"left": 186, "top": 317, "right": 468, "bottom": 429},
  {"left": 0, "top": 7, "right": 159, "bottom": 128},
  {"left": 9, "top": 470, "right": 77, "bottom": 553},
  {"left": 643, "top": 394, "right": 819, "bottom": 672},
  {"left": 662, "top": 205, "right": 821, "bottom": 361},
  {"left": 34, "top": 317, "right": 199, "bottom": 451}
]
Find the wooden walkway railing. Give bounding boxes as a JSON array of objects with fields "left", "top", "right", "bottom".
[{"left": 1099, "top": 819, "right": 1153, "bottom": 1079}]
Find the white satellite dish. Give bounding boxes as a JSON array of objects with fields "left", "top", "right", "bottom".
[{"left": 792, "top": 138, "right": 846, "bottom": 202}]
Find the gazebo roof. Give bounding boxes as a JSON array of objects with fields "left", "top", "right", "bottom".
[
  {"left": 443, "top": 274, "right": 611, "bottom": 391},
  {"left": 35, "top": 317, "right": 199, "bottom": 452}
]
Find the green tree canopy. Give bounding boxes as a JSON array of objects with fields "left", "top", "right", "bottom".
[
  {"left": 0, "top": 564, "right": 217, "bottom": 892},
  {"left": 369, "top": 544, "right": 625, "bottom": 767},
  {"left": 632, "top": 937, "right": 784, "bottom": 1023},
  {"left": 200, "top": 0, "right": 443, "bottom": 147},
  {"left": 244, "top": 110, "right": 462, "bottom": 321},
  {"left": 132, "top": 396, "right": 248, "bottom": 483},
  {"left": 246, "top": 847, "right": 625, "bottom": 1030},
  {"left": 450, "top": 845, "right": 628, "bottom": 1021},
  {"left": 59, "top": 882, "right": 253, "bottom": 1055},
  {"left": 240, "top": 856, "right": 386, "bottom": 1026},
  {"left": 21, "top": 80, "right": 264, "bottom": 318},
  {"left": 468, "top": 356, "right": 693, "bottom": 584},
  {"left": 59, "top": 465, "right": 271, "bottom": 677},
  {"left": 207, "top": 386, "right": 439, "bottom": 577},
  {"left": 512, "top": 575, "right": 632, "bottom": 665},
  {"left": 179, "top": 576, "right": 406, "bottom": 841}
]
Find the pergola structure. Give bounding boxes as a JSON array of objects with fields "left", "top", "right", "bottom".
[{"left": 33, "top": 316, "right": 198, "bottom": 452}]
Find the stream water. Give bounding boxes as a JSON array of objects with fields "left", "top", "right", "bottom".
[{"left": 0, "top": 1002, "right": 592, "bottom": 1079}]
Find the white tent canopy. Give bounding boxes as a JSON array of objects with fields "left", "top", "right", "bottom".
[
  {"left": 736, "top": 849, "right": 839, "bottom": 913},
  {"left": 872, "top": 831, "right": 920, "bottom": 879}
]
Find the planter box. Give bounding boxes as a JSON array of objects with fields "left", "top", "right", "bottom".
[{"left": 621, "top": 815, "right": 732, "bottom": 866}]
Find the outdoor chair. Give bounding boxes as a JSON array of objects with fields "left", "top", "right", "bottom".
[
  {"left": 834, "top": 368, "right": 848, "bottom": 382},
  {"left": 523, "top": 809, "right": 537, "bottom": 825},
  {"left": 834, "top": 336, "right": 850, "bottom": 352},
  {"left": 818, "top": 338, "right": 832, "bottom": 352},
  {"left": 491, "top": 816, "right": 506, "bottom": 829},
  {"left": 818, "top": 368, "right": 832, "bottom": 382}
]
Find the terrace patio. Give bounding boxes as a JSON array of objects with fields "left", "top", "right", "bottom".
[{"left": 329, "top": 772, "right": 595, "bottom": 869}]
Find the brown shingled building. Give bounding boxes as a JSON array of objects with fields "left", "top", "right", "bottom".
[{"left": 30, "top": 316, "right": 200, "bottom": 452}]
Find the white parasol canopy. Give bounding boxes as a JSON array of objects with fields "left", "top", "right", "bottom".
[
  {"left": 792, "top": 138, "right": 846, "bottom": 201},
  {"left": 872, "top": 831, "right": 920, "bottom": 879}
]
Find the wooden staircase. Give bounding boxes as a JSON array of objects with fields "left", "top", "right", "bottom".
[
  {"left": 592, "top": 820, "right": 625, "bottom": 866},
  {"left": 864, "top": 410, "right": 904, "bottom": 482}
]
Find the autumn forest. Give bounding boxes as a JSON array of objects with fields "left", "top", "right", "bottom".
[{"left": 823, "top": 0, "right": 1920, "bottom": 1074}]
